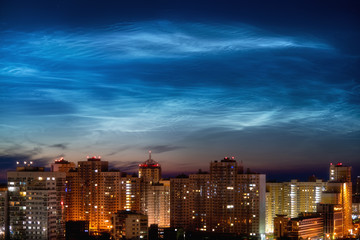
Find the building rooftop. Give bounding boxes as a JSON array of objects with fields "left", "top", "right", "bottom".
[
  {"left": 87, "top": 156, "right": 101, "bottom": 161},
  {"left": 330, "top": 162, "right": 349, "bottom": 167},
  {"left": 53, "top": 157, "right": 71, "bottom": 164},
  {"left": 139, "top": 151, "right": 161, "bottom": 168},
  {"left": 220, "top": 156, "right": 236, "bottom": 162}
]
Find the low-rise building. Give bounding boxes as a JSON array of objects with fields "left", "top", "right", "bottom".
[
  {"left": 287, "top": 213, "right": 323, "bottom": 240},
  {"left": 111, "top": 211, "right": 147, "bottom": 240}
]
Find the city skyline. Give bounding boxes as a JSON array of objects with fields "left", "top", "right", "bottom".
[
  {"left": 3, "top": 153, "right": 356, "bottom": 239},
  {"left": 1, "top": 1, "right": 360, "bottom": 180}
]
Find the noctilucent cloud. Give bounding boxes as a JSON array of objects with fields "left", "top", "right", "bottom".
[{"left": 1, "top": 1, "right": 359, "bottom": 180}]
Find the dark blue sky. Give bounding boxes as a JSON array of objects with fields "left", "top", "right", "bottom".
[{"left": 1, "top": 0, "right": 359, "bottom": 181}]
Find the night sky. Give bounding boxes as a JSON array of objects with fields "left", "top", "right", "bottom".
[{"left": 1, "top": 0, "right": 359, "bottom": 181}]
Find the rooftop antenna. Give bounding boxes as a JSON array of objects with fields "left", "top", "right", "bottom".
[{"left": 149, "top": 150, "right": 152, "bottom": 160}]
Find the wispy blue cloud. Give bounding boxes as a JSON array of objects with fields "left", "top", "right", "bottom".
[
  {"left": 0, "top": 21, "right": 359, "bottom": 173},
  {"left": 0, "top": 22, "right": 332, "bottom": 66}
]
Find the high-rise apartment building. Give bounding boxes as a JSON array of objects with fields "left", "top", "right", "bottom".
[
  {"left": 170, "top": 175, "right": 191, "bottom": 229},
  {"left": 7, "top": 166, "right": 66, "bottom": 240},
  {"left": 138, "top": 152, "right": 170, "bottom": 227},
  {"left": 265, "top": 182, "right": 283, "bottom": 233},
  {"left": 65, "top": 156, "right": 121, "bottom": 233},
  {"left": 0, "top": 185, "right": 8, "bottom": 240},
  {"left": 139, "top": 151, "right": 161, "bottom": 215},
  {"left": 146, "top": 180, "right": 170, "bottom": 227},
  {"left": 170, "top": 170, "right": 211, "bottom": 231},
  {"left": 188, "top": 171, "right": 210, "bottom": 231},
  {"left": 265, "top": 179, "right": 325, "bottom": 233},
  {"left": 322, "top": 163, "right": 352, "bottom": 236},
  {"left": 120, "top": 174, "right": 141, "bottom": 212},
  {"left": 236, "top": 172, "right": 266, "bottom": 236},
  {"left": 170, "top": 157, "right": 266, "bottom": 237},
  {"left": 209, "top": 157, "right": 238, "bottom": 234},
  {"left": 330, "top": 163, "right": 351, "bottom": 182}
]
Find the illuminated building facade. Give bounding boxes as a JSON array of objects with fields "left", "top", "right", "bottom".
[
  {"left": 317, "top": 203, "right": 343, "bottom": 238},
  {"left": 170, "top": 157, "right": 266, "bottom": 237},
  {"left": 273, "top": 214, "right": 290, "bottom": 239},
  {"left": 323, "top": 163, "right": 352, "bottom": 236},
  {"left": 274, "top": 213, "right": 323, "bottom": 240},
  {"left": 0, "top": 185, "right": 8, "bottom": 240},
  {"left": 354, "top": 176, "right": 360, "bottom": 225},
  {"left": 65, "top": 156, "right": 121, "bottom": 233},
  {"left": 188, "top": 171, "right": 210, "bottom": 231},
  {"left": 322, "top": 182, "right": 352, "bottom": 236},
  {"left": 111, "top": 211, "right": 148, "bottom": 240},
  {"left": 7, "top": 166, "right": 66, "bottom": 240},
  {"left": 265, "top": 179, "right": 325, "bottom": 233},
  {"left": 236, "top": 172, "right": 266, "bottom": 237},
  {"left": 330, "top": 163, "right": 351, "bottom": 182},
  {"left": 138, "top": 152, "right": 170, "bottom": 227},
  {"left": 139, "top": 151, "right": 161, "bottom": 215},
  {"left": 146, "top": 180, "right": 170, "bottom": 227},
  {"left": 170, "top": 175, "right": 191, "bottom": 229},
  {"left": 265, "top": 182, "right": 283, "bottom": 233},
  {"left": 287, "top": 213, "right": 323, "bottom": 240},
  {"left": 209, "top": 157, "right": 238, "bottom": 234},
  {"left": 120, "top": 174, "right": 141, "bottom": 212},
  {"left": 170, "top": 171, "right": 211, "bottom": 231}
]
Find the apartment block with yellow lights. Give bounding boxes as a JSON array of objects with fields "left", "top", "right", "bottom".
[
  {"left": 170, "top": 157, "right": 266, "bottom": 237},
  {"left": 188, "top": 171, "right": 211, "bottom": 231},
  {"left": 287, "top": 213, "right": 324, "bottom": 240},
  {"left": 120, "top": 174, "right": 141, "bottom": 212},
  {"left": 65, "top": 156, "right": 121, "bottom": 233},
  {"left": 317, "top": 203, "right": 343, "bottom": 238},
  {"left": 111, "top": 210, "right": 148, "bottom": 240},
  {"left": 146, "top": 180, "right": 170, "bottom": 227},
  {"left": 265, "top": 178, "right": 326, "bottom": 234},
  {"left": 170, "top": 175, "right": 191, "bottom": 229},
  {"left": 138, "top": 152, "right": 170, "bottom": 227},
  {"left": 322, "top": 163, "right": 353, "bottom": 236},
  {"left": 7, "top": 166, "right": 66, "bottom": 240},
  {"left": 0, "top": 185, "right": 8, "bottom": 240}
]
